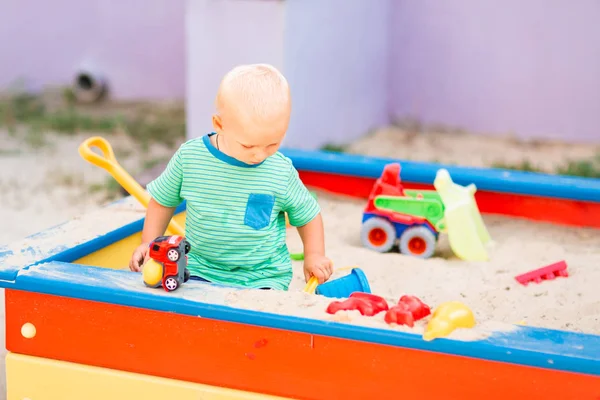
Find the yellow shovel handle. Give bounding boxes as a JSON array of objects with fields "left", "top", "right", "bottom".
[
  {"left": 78, "top": 136, "right": 184, "bottom": 236},
  {"left": 303, "top": 276, "right": 319, "bottom": 293},
  {"left": 302, "top": 266, "right": 356, "bottom": 293}
]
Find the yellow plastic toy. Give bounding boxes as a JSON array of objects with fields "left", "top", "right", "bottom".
[
  {"left": 303, "top": 276, "right": 319, "bottom": 293},
  {"left": 78, "top": 136, "right": 184, "bottom": 236},
  {"left": 433, "top": 169, "right": 491, "bottom": 261},
  {"left": 423, "top": 301, "right": 476, "bottom": 341},
  {"left": 142, "top": 259, "right": 165, "bottom": 287},
  {"left": 302, "top": 266, "right": 357, "bottom": 293}
]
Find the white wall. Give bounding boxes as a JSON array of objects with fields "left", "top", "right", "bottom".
[
  {"left": 185, "top": 0, "right": 392, "bottom": 150},
  {"left": 282, "top": 0, "right": 392, "bottom": 149},
  {"left": 185, "top": 0, "right": 285, "bottom": 138}
]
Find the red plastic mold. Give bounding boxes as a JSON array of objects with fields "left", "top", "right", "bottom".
[
  {"left": 514, "top": 260, "right": 569, "bottom": 286},
  {"left": 326, "top": 292, "right": 389, "bottom": 317},
  {"left": 398, "top": 295, "right": 431, "bottom": 320},
  {"left": 349, "top": 292, "right": 389, "bottom": 312},
  {"left": 384, "top": 295, "right": 431, "bottom": 327},
  {"left": 384, "top": 303, "right": 415, "bottom": 327},
  {"left": 325, "top": 293, "right": 432, "bottom": 327}
]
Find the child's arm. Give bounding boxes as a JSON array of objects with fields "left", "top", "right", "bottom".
[
  {"left": 297, "top": 213, "right": 333, "bottom": 284},
  {"left": 130, "top": 144, "right": 185, "bottom": 271},
  {"left": 129, "top": 198, "right": 176, "bottom": 272},
  {"left": 283, "top": 162, "right": 332, "bottom": 283},
  {"left": 141, "top": 198, "right": 177, "bottom": 244}
]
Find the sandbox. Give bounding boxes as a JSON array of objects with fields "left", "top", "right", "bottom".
[{"left": 0, "top": 149, "right": 598, "bottom": 399}]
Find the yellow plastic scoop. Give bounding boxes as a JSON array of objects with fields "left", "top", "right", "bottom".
[
  {"left": 78, "top": 136, "right": 184, "bottom": 236},
  {"left": 423, "top": 301, "right": 476, "bottom": 341},
  {"left": 303, "top": 276, "right": 319, "bottom": 293},
  {"left": 142, "top": 258, "right": 164, "bottom": 287},
  {"left": 433, "top": 169, "right": 491, "bottom": 261},
  {"left": 302, "top": 265, "right": 356, "bottom": 293}
]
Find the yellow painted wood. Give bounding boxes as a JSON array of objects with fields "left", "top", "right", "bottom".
[
  {"left": 6, "top": 352, "right": 287, "bottom": 400},
  {"left": 74, "top": 212, "right": 186, "bottom": 269}
]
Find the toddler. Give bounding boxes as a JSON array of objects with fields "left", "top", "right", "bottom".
[{"left": 129, "top": 64, "right": 333, "bottom": 290}]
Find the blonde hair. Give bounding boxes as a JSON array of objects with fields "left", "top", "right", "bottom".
[{"left": 216, "top": 63, "right": 291, "bottom": 122}]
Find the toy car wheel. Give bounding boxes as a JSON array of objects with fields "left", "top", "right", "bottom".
[
  {"left": 167, "top": 248, "right": 180, "bottom": 262},
  {"left": 399, "top": 226, "right": 436, "bottom": 259},
  {"left": 360, "top": 217, "right": 397, "bottom": 253},
  {"left": 164, "top": 275, "right": 180, "bottom": 291},
  {"left": 184, "top": 268, "right": 191, "bottom": 282},
  {"left": 184, "top": 241, "right": 191, "bottom": 254}
]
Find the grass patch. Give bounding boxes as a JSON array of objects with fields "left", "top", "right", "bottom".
[
  {"left": 142, "top": 156, "right": 170, "bottom": 171},
  {"left": 491, "top": 160, "right": 544, "bottom": 173},
  {"left": 556, "top": 155, "right": 600, "bottom": 179},
  {"left": 0, "top": 148, "right": 21, "bottom": 156},
  {"left": 88, "top": 177, "right": 124, "bottom": 201},
  {"left": 492, "top": 155, "right": 600, "bottom": 178},
  {"left": 320, "top": 143, "right": 346, "bottom": 153},
  {"left": 0, "top": 89, "right": 185, "bottom": 148}
]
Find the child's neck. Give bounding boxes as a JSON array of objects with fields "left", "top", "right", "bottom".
[{"left": 212, "top": 133, "right": 234, "bottom": 158}]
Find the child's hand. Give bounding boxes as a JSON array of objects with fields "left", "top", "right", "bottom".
[
  {"left": 129, "top": 243, "right": 150, "bottom": 272},
  {"left": 303, "top": 254, "right": 334, "bottom": 284}
]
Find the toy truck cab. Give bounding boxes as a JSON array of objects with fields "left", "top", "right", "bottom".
[
  {"left": 149, "top": 235, "right": 191, "bottom": 263},
  {"left": 361, "top": 163, "right": 443, "bottom": 258},
  {"left": 148, "top": 235, "right": 191, "bottom": 291}
]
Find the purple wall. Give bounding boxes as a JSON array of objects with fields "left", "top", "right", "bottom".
[
  {"left": 186, "top": 0, "right": 391, "bottom": 150},
  {"left": 282, "top": 0, "right": 391, "bottom": 149},
  {"left": 391, "top": 0, "right": 600, "bottom": 143},
  {"left": 0, "top": 0, "right": 185, "bottom": 100},
  {"left": 4, "top": 0, "right": 597, "bottom": 142},
  {"left": 186, "top": 0, "right": 285, "bottom": 138}
]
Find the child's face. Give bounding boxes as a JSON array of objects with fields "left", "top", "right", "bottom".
[{"left": 213, "top": 107, "right": 290, "bottom": 165}]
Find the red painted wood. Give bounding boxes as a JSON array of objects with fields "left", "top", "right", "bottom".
[
  {"left": 298, "top": 170, "right": 600, "bottom": 228},
  {"left": 6, "top": 289, "right": 600, "bottom": 400}
]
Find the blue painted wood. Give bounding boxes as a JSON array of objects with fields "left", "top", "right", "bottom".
[
  {"left": 0, "top": 201, "right": 187, "bottom": 282},
  {"left": 7, "top": 260, "right": 600, "bottom": 377},
  {"left": 280, "top": 148, "right": 600, "bottom": 202}
]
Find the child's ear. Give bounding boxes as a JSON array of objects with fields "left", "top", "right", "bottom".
[{"left": 212, "top": 114, "right": 223, "bottom": 132}]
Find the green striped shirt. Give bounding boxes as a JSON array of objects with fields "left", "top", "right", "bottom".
[{"left": 146, "top": 133, "right": 320, "bottom": 290}]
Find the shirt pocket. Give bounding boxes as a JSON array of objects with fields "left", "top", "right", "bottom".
[{"left": 244, "top": 193, "right": 275, "bottom": 230}]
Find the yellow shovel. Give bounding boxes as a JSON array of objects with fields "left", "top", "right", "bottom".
[{"left": 78, "top": 136, "right": 184, "bottom": 236}]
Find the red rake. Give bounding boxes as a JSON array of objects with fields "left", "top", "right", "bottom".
[{"left": 515, "top": 261, "right": 569, "bottom": 286}]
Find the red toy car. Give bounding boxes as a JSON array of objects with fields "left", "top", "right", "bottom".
[{"left": 146, "top": 235, "right": 191, "bottom": 291}]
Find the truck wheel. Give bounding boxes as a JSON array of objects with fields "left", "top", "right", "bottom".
[
  {"left": 399, "top": 226, "right": 437, "bottom": 259},
  {"left": 164, "top": 276, "right": 180, "bottom": 291},
  {"left": 167, "top": 248, "right": 180, "bottom": 262},
  {"left": 184, "top": 241, "right": 191, "bottom": 254},
  {"left": 184, "top": 268, "right": 191, "bottom": 282},
  {"left": 361, "top": 217, "right": 397, "bottom": 253}
]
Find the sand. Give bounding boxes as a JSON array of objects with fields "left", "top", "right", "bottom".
[
  {"left": 284, "top": 193, "right": 600, "bottom": 334},
  {"left": 346, "top": 125, "right": 600, "bottom": 173},
  {"left": 0, "top": 125, "right": 599, "bottom": 398},
  {"left": 0, "top": 128, "right": 175, "bottom": 399},
  {"left": 308, "top": 125, "right": 600, "bottom": 335},
  {"left": 0, "top": 128, "right": 176, "bottom": 242}
]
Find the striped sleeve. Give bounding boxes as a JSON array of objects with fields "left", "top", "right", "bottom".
[
  {"left": 146, "top": 146, "right": 184, "bottom": 207},
  {"left": 283, "top": 165, "right": 320, "bottom": 227}
]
